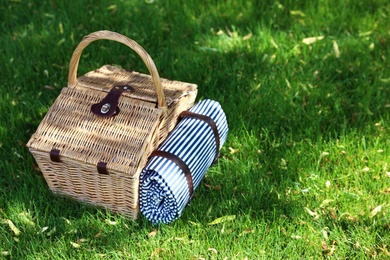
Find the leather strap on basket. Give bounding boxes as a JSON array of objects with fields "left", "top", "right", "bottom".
[
  {"left": 150, "top": 150, "right": 194, "bottom": 198},
  {"left": 97, "top": 162, "right": 109, "bottom": 175},
  {"left": 67, "top": 30, "right": 166, "bottom": 108},
  {"left": 91, "top": 85, "right": 135, "bottom": 117},
  {"left": 50, "top": 149, "right": 61, "bottom": 162},
  {"left": 179, "top": 111, "right": 220, "bottom": 163}
]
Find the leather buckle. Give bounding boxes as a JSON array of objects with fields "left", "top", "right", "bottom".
[{"left": 91, "top": 85, "right": 135, "bottom": 117}]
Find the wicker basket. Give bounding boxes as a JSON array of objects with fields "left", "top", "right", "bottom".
[{"left": 27, "top": 30, "right": 197, "bottom": 219}]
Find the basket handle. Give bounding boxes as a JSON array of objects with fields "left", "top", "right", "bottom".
[{"left": 68, "top": 30, "right": 166, "bottom": 108}]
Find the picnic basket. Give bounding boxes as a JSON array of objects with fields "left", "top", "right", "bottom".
[{"left": 27, "top": 30, "right": 197, "bottom": 219}]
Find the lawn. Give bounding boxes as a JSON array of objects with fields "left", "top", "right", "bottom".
[{"left": 1, "top": 0, "right": 390, "bottom": 258}]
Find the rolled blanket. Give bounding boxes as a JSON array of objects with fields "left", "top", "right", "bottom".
[{"left": 140, "top": 99, "right": 228, "bottom": 224}]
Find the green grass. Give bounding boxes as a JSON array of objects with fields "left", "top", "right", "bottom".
[{"left": 1, "top": 0, "right": 390, "bottom": 258}]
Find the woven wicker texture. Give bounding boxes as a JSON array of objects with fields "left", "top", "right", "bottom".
[{"left": 27, "top": 30, "right": 197, "bottom": 218}]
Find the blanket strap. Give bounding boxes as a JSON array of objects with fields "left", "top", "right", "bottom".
[{"left": 150, "top": 150, "right": 194, "bottom": 198}]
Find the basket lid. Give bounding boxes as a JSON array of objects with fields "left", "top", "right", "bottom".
[
  {"left": 27, "top": 85, "right": 165, "bottom": 177},
  {"left": 77, "top": 65, "right": 197, "bottom": 107}
]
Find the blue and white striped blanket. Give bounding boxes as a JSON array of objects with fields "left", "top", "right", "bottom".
[{"left": 140, "top": 99, "right": 228, "bottom": 224}]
